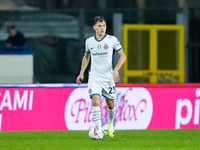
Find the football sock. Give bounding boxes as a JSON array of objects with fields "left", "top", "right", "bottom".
[
  {"left": 107, "top": 107, "right": 116, "bottom": 124},
  {"left": 92, "top": 106, "right": 101, "bottom": 127}
]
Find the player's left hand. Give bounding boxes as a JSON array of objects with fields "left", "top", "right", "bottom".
[{"left": 113, "top": 70, "right": 120, "bottom": 82}]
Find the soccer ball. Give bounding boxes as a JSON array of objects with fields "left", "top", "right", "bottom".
[{"left": 89, "top": 126, "right": 104, "bottom": 140}]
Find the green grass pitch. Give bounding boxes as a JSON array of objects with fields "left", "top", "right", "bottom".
[{"left": 0, "top": 129, "right": 200, "bottom": 150}]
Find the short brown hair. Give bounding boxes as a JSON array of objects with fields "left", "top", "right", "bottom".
[
  {"left": 94, "top": 16, "right": 106, "bottom": 25},
  {"left": 7, "top": 25, "right": 16, "bottom": 32}
]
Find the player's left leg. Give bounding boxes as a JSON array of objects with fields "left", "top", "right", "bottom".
[
  {"left": 106, "top": 99, "right": 115, "bottom": 124},
  {"left": 101, "top": 81, "right": 116, "bottom": 137},
  {"left": 106, "top": 99, "right": 115, "bottom": 137}
]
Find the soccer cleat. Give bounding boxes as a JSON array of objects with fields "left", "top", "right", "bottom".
[
  {"left": 104, "top": 130, "right": 108, "bottom": 136},
  {"left": 108, "top": 124, "right": 114, "bottom": 137}
]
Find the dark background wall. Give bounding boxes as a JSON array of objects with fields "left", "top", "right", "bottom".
[{"left": 0, "top": 0, "right": 200, "bottom": 83}]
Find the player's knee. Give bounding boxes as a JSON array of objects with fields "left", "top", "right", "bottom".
[
  {"left": 92, "top": 95, "right": 100, "bottom": 107},
  {"left": 106, "top": 100, "right": 114, "bottom": 109},
  {"left": 107, "top": 104, "right": 114, "bottom": 109},
  {"left": 92, "top": 100, "right": 100, "bottom": 107}
]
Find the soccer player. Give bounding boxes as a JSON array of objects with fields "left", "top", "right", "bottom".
[{"left": 76, "top": 16, "right": 126, "bottom": 137}]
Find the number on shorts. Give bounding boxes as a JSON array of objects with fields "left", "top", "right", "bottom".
[{"left": 108, "top": 86, "right": 115, "bottom": 94}]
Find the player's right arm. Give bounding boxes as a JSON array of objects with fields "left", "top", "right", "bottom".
[{"left": 76, "top": 52, "right": 91, "bottom": 85}]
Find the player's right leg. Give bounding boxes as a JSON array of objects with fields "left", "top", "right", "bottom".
[
  {"left": 88, "top": 81, "right": 102, "bottom": 128},
  {"left": 91, "top": 95, "right": 101, "bottom": 127}
]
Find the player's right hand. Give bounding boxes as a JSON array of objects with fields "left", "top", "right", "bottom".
[{"left": 76, "top": 74, "right": 84, "bottom": 85}]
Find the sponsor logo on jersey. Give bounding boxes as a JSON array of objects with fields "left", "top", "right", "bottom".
[
  {"left": 103, "top": 43, "right": 109, "bottom": 50},
  {"left": 92, "top": 52, "right": 108, "bottom": 56}
]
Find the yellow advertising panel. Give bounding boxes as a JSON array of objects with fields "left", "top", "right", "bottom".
[{"left": 122, "top": 24, "right": 184, "bottom": 83}]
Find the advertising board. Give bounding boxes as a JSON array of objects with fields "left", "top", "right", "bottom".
[{"left": 0, "top": 85, "right": 200, "bottom": 131}]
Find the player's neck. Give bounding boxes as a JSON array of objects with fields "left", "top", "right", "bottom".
[{"left": 95, "top": 34, "right": 105, "bottom": 41}]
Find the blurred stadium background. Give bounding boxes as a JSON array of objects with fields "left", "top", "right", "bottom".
[{"left": 0, "top": 0, "right": 200, "bottom": 84}]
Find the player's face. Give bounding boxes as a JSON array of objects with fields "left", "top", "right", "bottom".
[{"left": 93, "top": 21, "right": 106, "bottom": 37}]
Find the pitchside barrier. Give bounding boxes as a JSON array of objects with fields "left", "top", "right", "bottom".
[
  {"left": 0, "top": 47, "right": 35, "bottom": 84},
  {"left": 0, "top": 83, "right": 200, "bottom": 131}
]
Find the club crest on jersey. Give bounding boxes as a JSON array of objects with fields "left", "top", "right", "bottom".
[{"left": 103, "top": 43, "right": 109, "bottom": 50}]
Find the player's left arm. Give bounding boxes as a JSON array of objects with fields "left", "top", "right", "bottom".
[{"left": 113, "top": 49, "right": 126, "bottom": 82}]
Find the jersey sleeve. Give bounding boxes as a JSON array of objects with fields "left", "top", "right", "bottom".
[
  {"left": 85, "top": 39, "right": 90, "bottom": 53},
  {"left": 113, "top": 36, "right": 122, "bottom": 52}
]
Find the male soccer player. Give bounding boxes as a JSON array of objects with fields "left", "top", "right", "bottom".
[{"left": 76, "top": 16, "right": 126, "bottom": 137}]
